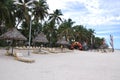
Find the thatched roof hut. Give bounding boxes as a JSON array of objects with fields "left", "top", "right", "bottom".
[
  {"left": 57, "top": 38, "right": 69, "bottom": 45},
  {"left": 0, "top": 28, "right": 27, "bottom": 55},
  {"left": 0, "top": 28, "right": 27, "bottom": 40},
  {"left": 33, "top": 32, "right": 48, "bottom": 43}
]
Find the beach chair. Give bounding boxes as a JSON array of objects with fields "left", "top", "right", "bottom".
[{"left": 14, "top": 53, "right": 35, "bottom": 63}]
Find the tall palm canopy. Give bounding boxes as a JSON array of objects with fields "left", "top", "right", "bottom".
[
  {"left": 33, "top": 0, "right": 49, "bottom": 22},
  {"left": 48, "top": 9, "right": 63, "bottom": 25},
  {"left": 0, "top": 0, "right": 15, "bottom": 28},
  {"left": 58, "top": 18, "right": 75, "bottom": 41},
  {"left": 14, "top": 0, "right": 35, "bottom": 25}
]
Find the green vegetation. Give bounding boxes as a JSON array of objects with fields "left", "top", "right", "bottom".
[{"left": 0, "top": 0, "right": 103, "bottom": 49}]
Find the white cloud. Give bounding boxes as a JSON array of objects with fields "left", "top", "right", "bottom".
[
  {"left": 47, "top": 0, "right": 120, "bottom": 26},
  {"left": 81, "top": 0, "right": 102, "bottom": 14},
  {"left": 47, "top": 0, "right": 68, "bottom": 11}
]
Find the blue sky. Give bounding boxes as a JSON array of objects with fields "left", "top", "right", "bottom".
[{"left": 47, "top": 0, "right": 120, "bottom": 49}]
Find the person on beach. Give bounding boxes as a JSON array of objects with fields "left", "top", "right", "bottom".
[{"left": 83, "top": 41, "right": 88, "bottom": 50}]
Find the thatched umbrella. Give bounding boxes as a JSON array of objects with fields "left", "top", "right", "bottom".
[
  {"left": 57, "top": 38, "right": 69, "bottom": 51},
  {"left": 33, "top": 32, "right": 48, "bottom": 43},
  {"left": 33, "top": 32, "right": 48, "bottom": 51},
  {"left": 57, "top": 38, "right": 69, "bottom": 45},
  {"left": 0, "top": 28, "right": 27, "bottom": 55},
  {"left": 0, "top": 28, "right": 27, "bottom": 40}
]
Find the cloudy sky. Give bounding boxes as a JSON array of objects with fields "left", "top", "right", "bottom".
[{"left": 47, "top": 0, "right": 120, "bottom": 49}]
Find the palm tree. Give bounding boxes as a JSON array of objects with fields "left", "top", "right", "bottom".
[
  {"left": 33, "top": 0, "right": 49, "bottom": 23},
  {"left": 14, "top": 0, "right": 35, "bottom": 26},
  {"left": 48, "top": 9, "right": 63, "bottom": 26},
  {"left": 58, "top": 18, "right": 75, "bottom": 42},
  {"left": 32, "top": 21, "right": 42, "bottom": 38},
  {"left": 0, "top": 0, "right": 15, "bottom": 28},
  {"left": 0, "top": 0, "right": 10, "bottom": 22},
  {"left": 0, "top": 0, "right": 8, "bottom": 34},
  {"left": 42, "top": 21, "right": 58, "bottom": 47},
  {"left": 0, "top": 0, "right": 18, "bottom": 47},
  {"left": 73, "top": 25, "right": 87, "bottom": 42},
  {"left": 14, "top": 0, "right": 36, "bottom": 41},
  {"left": 32, "top": 0, "right": 49, "bottom": 36},
  {"left": 44, "top": 9, "right": 63, "bottom": 47}
]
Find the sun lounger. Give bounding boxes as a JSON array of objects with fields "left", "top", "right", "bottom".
[
  {"left": 33, "top": 49, "right": 50, "bottom": 54},
  {"left": 14, "top": 53, "right": 35, "bottom": 63}
]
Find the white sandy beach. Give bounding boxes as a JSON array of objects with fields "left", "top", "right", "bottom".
[{"left": 0, "top": 48, "right": 120, "bottom": 80}]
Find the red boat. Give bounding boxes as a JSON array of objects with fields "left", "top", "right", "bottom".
[{"left": 70, "top": 42, "right": 82, "bottom": 50}]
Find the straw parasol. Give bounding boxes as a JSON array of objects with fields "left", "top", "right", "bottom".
[
  {"left": 33, "top": 32, "right": 48, "bottom": 51},
  {"left": 33, "top": 32, "right": 48, "bottom": 43},
  {"left": 0, "top": 28, "right": 27, "bottom": 55},
  {"left": 0, "top": 28, "right": 27, "bottom": 40},
  {"left": 57, "top": 37, "right": 70, "bottom": 51},
  {"left": 57, "top": 37, "right": 69, "bottom": 45}
]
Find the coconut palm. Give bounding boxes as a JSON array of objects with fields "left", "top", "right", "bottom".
[
  {"left": 73, "top": 25, "right": 87, "bottom": 42},
  {"left": 33, "top": 0, "right": 49, "bottom": 23},
  {"left": 0, "top": 0, "right": 8, "bottom": 23},
  {"left": 14, "top": 0, "right": 35, "bottom": 26},
  {"left": 44, "top": 9, "right": 63, "bottom": 47},
  {"left": 48, "top": 9, "right": 63, "bottom": 26},
  {"left": 58, "top": 18, "right": 75, "bottom": 42},
  {"left": 0, "top": 0, "right": 15, "bottom": 28},
  {"left": 0, "top": 0, "right": 11, "bottom": 22},
  {"left": 42, "top": 22, "right": 58, "bottom": 47},
  {"left": 0, "top": 0, "right": 19, "bottom": 47},
  {"left": 32, "top": 0, "right": 49, "bottom": 37},
  {"left": 13, "top": 0, "right": 36, "bottom": 42}
]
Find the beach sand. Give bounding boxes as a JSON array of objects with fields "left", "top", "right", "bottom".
[{"left": 0, "top": 48, "right": 120, "bottom": 80}]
